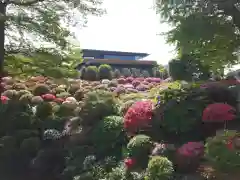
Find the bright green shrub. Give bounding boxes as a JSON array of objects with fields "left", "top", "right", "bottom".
[
  {"left": 79, "top": 90, "right": 119, "bottom": 126},
  {"left": 145, "top": 156, "right": 174, "bottom": 180},
  {"left": 32, "top": 84, "right": 50, "bottom": 96},
  {"left": 98, "top": 64, "right": 112, "bottom": 80},
  {"left": 127, "top": 135, "right": 152, "bottom": 158},
  {"left": 84, "top": 66, "right": 98, "bottom": 81}
]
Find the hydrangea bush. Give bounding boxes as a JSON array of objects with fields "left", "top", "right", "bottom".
[{"left": 0, "top": 76, "right": 239, "bottom": 180}]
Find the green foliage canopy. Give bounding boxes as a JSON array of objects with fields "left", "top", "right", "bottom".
[
  {"left": 5, "top": 48, "right": 83, "bottom": 78},
  {"left": 156, "top": 0, "right": 240, "bottom": 71}
]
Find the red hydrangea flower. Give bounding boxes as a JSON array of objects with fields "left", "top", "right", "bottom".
[
  {"left": 226, "top": 137, "right": 234, "bottom": 150},
  {"left": 1, "top": 95, "right": 9, "bottom": 104},
  {"left": 177, "top": 142, "right": 204, "bottom": 157},
  {"left": 202, "top": 103, "right": 236, "bottom": 122},
  {"left": 124, "top": 100, "right": 153, "bottom": 133},
  {"left": 124, "top": 158, "right": 136, "bottom": 169},
  {"left": 41, "top": 94, "right": 56, "bottom": 101}
]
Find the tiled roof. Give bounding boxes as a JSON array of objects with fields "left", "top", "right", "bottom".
[
  {"left": 82, "top": 49, "right": 149, "bottom": 58},
  {"left": 82, "top": 59, "right": 157, "bottom": 65}
]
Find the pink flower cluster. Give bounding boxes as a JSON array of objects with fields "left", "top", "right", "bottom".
[
  {"left": 124, "top": 157, "right": 136, "bottom": 170},
  {"left": 202, "top": 103, "right": 236, "bottom": 122},
  {"left": 124, "top": 100, "right": 154, "bottom": 133},
  {"left": 177, "top": 142, "right": 204, "bottom": 157},
  {"left": 1, "top": 95, "right": 9, "bottom": 104}
]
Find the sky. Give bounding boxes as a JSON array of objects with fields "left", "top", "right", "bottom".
[{"left": 73, "top": 0, "right": 176, "bottom": 65}]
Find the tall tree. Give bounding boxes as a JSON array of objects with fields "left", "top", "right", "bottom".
[
  {"left": 156, "top": 0, "right": 240, "bottom": 72},
  {"left": 0, "top": 0, "right": 104, "bottom": 77},
  {"left": 169, "top": 54, "right": 211, "bottom": 81}
]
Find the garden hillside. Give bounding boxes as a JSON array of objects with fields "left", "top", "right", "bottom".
[{"left": 0, "top": 75, "right": 240, "bottom": 180}]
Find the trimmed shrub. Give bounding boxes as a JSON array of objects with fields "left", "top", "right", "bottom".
[
  {"left": 84, "top": 66, "right": 98, "bottom": 81},
  {"left": 122, "top": 68, "right": 131, "bottom": 77},
  {"left": 98, "top": 64, "right": 113, "bottom": 80},
  {"left": 90, "top": 116, "right": 124, "bottom": 155},
  {"left": 127, "top": 134, "right": 152, "bottom": 158},
  {"left": 142, "top": 70, "right": 150, "bottom": 78},
  {"left": 145, "top": 156, "right": 174, "bottom": 180},
  {"left": 112, "top": 69, "right": 121, "bottom": 78},
  {"left": 79, "top": 90, "right": 119, "bottom": 126},
  {"left": 32, "top": 84, "right": 50, "bottom": 96}
]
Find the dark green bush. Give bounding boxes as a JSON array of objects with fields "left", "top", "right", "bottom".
[
  {"left": 20, "top": 137, "right": 41, "bottom": 155},
  {"left": 127, "top": 135, "right": 152, "bottom": 158},
  {"left": 68, "top": 84, "right": 80, "bottom": 95},
  {"left": 112, "top": 69, "right": 121, "bottom": 78},
  {"left": 19, "top": 93, "right": 34, "bottom": 104},
  {"left": 122, "top": 68, "right": 131, "bottom": 77},
  {"left": 35, "top": 102, "right": 53, "bottom": 119},
  {"left": 32, "top": 84, "right": 50, "bottom": 96},
  {"left": 90, "top": 116, "right": 124, "bottom": 155},
  {"left": 2, "top": 90, "right": 18, "bottom": 99},
  {"left": 84, "top": 66, "right": 98, "bottom": 81},
  {"left": 98, "top": 64, "right": 113, "bottom": 80},
  {"left": 74, "top": 89, "right": 84, "bottom": 101}
]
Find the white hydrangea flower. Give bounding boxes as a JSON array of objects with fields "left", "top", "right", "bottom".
[
  {"left": 65, "top": 97, "right": 77, "bottom": 103},
  {"left": 101, "top": 79, "right": 110, "bottom": 84}
]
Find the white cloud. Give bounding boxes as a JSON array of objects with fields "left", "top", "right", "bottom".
[{"left": 74, "top": 0, "right": 176, "bottom": 65}]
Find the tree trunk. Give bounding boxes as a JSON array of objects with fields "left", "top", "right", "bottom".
[{"left": 0, "top": 2, "right": 6, "bottom": 94}]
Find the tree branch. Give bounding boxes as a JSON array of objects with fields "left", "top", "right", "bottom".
[{"left": 8, "top": 0, "right": 45, "bottom": 6}]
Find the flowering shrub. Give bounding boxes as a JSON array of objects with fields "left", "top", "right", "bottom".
[
  {"left": 1, "top": 95, "right": 9, "bottom": 104},
  {"left": 175, "top": 141, "right": 204, "bottom": 172},
  {"left": 79, "top": 90, "right": 119, "bottom": 126},
  {"left": 145, "top": 156, "right": 174, "bottom": 180},
  {"left": 42, "top": 94, "right": 56, "bottom": 101},
  {"left": 117, "top": 78, "right": 126, "bottom": 84},
  {"left": 90, "top": 116, "right": 124, "bottom": 156},
  {"left": 124, "top": 100, "right": 154, "bottom": 133},
  {"left": 132, "top": 80, "right": 141, "bottom": 87},
  {"left": 124, "top": 157, "right": 136, "bottom": 170},
  {"left": 202, "top": 103, "right": 236, "bottom": 122},
  {"left": 127, "top": 134, "right": 152, "bottom": 158},
  {"left": 136, "top": 84, "right": 148, "bottom": 91},
  {"left": 1, "top": 75, "right": 240, "bottom": 179},
  {"left": 205, "top": 130, "right": 240, "bottom": 172}
]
